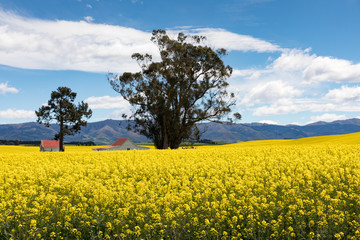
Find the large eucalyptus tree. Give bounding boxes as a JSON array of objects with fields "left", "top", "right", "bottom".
[{"left": 109, "top": 30, "right": 240, "bottom": 149}]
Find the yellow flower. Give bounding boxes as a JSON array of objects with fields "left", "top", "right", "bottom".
[
  {"left": 1, "top": 143, "right": 360, "bottom": 239},
  {"left": 205, "top": 219, "right": 210, "bottom": 226}
]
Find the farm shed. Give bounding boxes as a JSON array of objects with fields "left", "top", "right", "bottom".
[
  {"left": 40, "top": 140, "right": 61, "bottom": 152},
  {"left": 92, "top": 138, "right": 149, "bottom": 151}
]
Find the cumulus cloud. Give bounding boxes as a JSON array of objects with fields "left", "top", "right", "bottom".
[
  {"left": 85, "top": 96, "right": 131, "bottom": 109},
  {"left": 325, "top": 85, "right": 360, "bottom": 103},
  {"left": 86, "top": 4, "right": 93, "bottom": 8},
  {"left": 235, "top": 49, "right": 360, "bottom": 84},
  {"left": 251, "top": 97, "right": 360, "bottom": 117},
  {"left": 303, "top": 57, "right": 360, "bottom": 83},
  {"left": 271, "top": 48, "right": 315, "bottom": 72},
  {"left": 0, "top": 109, "right": 35, "bottom": 119},
  {"left": 230, "top": 47, "right": 360, "bottom": 122},
  {"left": 231, "top": 49, "right": 315, "bottom": 82},
  {"left": 310, "top": 113, "right": 347, "bottom": 123},
  {"left": 252, "top": 100, "right": 338, "bottom": 116},
  {"left": 253, "top": 102, "right": 300, "bottom": 116},
  {"left": 0, "top": 82, "right": 18, "bottom": 94},
  {"left": 240, "top": 81, "right": 302, "bottom": 106}
]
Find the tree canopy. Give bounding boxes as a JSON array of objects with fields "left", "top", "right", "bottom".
[
  {"left": 36, "top": 87, "right": 92, "bottom": 152},
  {"left": 109, "top": 29, "right": 240, "bottom": 149}
]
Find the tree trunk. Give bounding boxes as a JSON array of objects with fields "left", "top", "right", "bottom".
[
  {"left": 162, "top": 135, "right": 169, "bottom": 149},
  {"left": 169, "top": 131, "right": 182, "bottom": 149},
  {"left": 161, "top": 123, "right": 169, "bottom": 149},
  {"left": 59, "top": 120, "right": 64, "bottom": 152},
  {"left": 170, "top": 140, "right": 181, "bottom": 149},
  {"left": 159, "top": 115, "right": 169, "bottom": 149}
]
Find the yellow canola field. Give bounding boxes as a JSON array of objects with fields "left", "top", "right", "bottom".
[
  {"left": 1, "top": 134, "right": 360, "bottom": 239},
  {"left": 227, "top": 132, "right": 360, "bottom": 147}
]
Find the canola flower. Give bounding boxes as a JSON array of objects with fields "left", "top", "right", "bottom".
[{"left": 1, "top": 139, "right": 360, "bottom": 239}]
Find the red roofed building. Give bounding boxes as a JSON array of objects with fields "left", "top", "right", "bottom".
[
  {"left": 93, "top": 138, "right": 149, "bottom": 151},
  {"left": 40, "top": 140, "right": 62, "bottom": 152}
]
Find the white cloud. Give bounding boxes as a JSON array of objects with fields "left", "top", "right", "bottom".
[
  {"left": 271, "top": 48, "right": 315, "bottom": 72},
  {"left": 240, "top": 81, "right": 302, "bottom": 106},
  {"left": 252, "top": 99, "right": 339, "bottom": 116},
  {"left": 253, "top": 102, "right": 300, "bottom": 116},
  {"left": 251, "top": 97, "right": 360, "bottom": 117},
  {"left": 231, "top": 49, "right": 314, "bottom": 82},
  {"left": 303, "top": 56, "right": 360, "bottom": 83},
  {"left": 0, "top": 82, "right": 18, "bottom": 94},
  {"left": 334, "top": 104, "right": 360, "bottom": 112},
  {"left": 0, "top": 9, "right": 156, "bottom": 72},
  {"left": 0, "top": 109, "right": 35, "bottom": 119},
  {"left": 179, "top": 28, "right": 282, "bottom": 53},
  {"left": 107, "top": 106, "right": 134, "bottom": 119},
  {"left": 325, "top": 85, "right": 360, "bottom": 103},
  {"left": 258, "top": 120, "right": 278, "bottom": 125},
  {"left": 83, "top": 16, "right": 94, "bottom": 23},
  {"left": 234, "top": 49, "right": 360, "bottom": 84},
  {"left": 229, "top": 47, "right": 360, "bottom": 121},
  {"left": 107, "top": 110, "right": 131, "bottom": 119},
  {"left": 310, "top": 113, "right": 347, "bottom": 123},
  {"left": 232, "top": 68, "right": 264, "bottom": 79},
  {"left": 85, "top": 96, "right": 131, "bottom": 109},
  {"left": 86, "top": 4, "right": 93, "bottom": 8}
]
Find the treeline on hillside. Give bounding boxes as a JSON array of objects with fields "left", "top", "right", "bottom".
[
  {"left": 198, "top": 139, "right": 224, "bottom": 144},
  {"left": 0, "top": 140, "right": 96, "bottom": 146},
  {"left": 179, "top": 139, "right": 226, "bottom": 146},
  {"left": 65, "top": 141, "right": 96, "bottom": 146}
]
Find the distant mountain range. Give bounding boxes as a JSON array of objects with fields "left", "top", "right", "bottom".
[{"left": 1, "top": 118, "right": 360, "bottom": 144}]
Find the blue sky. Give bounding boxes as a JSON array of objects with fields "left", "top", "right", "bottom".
[{"left": 0, "top": 0, "right": 360, "bottom": 125}]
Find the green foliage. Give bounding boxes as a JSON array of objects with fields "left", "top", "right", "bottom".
[
  {"left": 109, "top": 29, "right": 240, "bottom": 149},
  {"left": 35, "top": 87, "right": 92, "bottom": 151}
]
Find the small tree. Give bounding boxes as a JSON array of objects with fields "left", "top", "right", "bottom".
[
  {"left": 109, "top": 29, "right": 240, "bottom": 149},
  {"left": 36, "top": 87, "right": 92, "bottom": 152}
]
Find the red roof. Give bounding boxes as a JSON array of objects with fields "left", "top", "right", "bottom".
[
  {"left": 41, "top": 140, "right": 60, "bottom": 148},
  {"left": 112, "top": 138, "right": 129, "bottom": 146}
]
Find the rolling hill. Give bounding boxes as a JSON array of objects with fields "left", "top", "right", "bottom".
[
  {"left": 227, "top": 131, "right": 360, "bottom": 147},
  {"left": 0, "top": 118, "right": 360, "bottom": 144}
]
